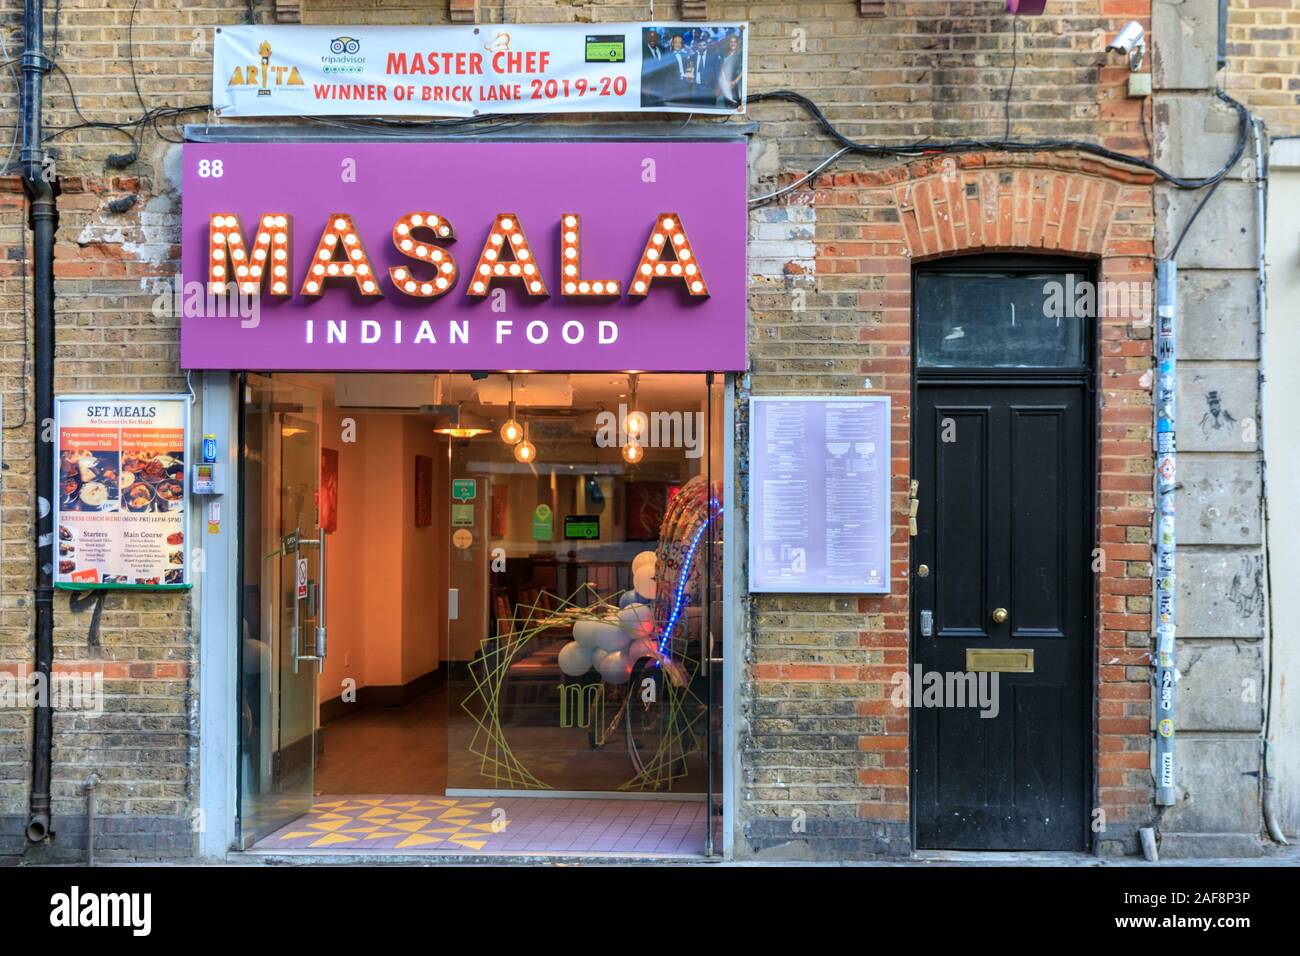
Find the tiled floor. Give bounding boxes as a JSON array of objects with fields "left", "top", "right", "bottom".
[
  {"left": 316, "top": 691, "right": 446, "bottom": 794},
  {"left": 255, "top": 794, "right": 707, "bottom": 856}
]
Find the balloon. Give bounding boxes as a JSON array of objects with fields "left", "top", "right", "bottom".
[
  {"left": 633, "top": 568, "right": 657, "bottom": 600},
  {"left": 593, "top": 617, "right": 631, "bottom": 652},
  {"left": 632, "top": 550, "right": 657, "bottom": 574},
  {"left": 573, "top": 618, "right": 603, "bottom": 650},
  {"left": 626, "top": 637, "right": 659, "bottom": 664},
  {"left": 617, "top": 602, "right": 654, "bottom": 638},
  {"left": 618, "top": 589, "right": 642, "bottom": 608},
  {"left": 597, "top": 650, "right": 633, "bottom": 685},
  {"left": 558, "top": 641, "right": 594, "bottom": 677},
  {"left": 591, "top": 648, "right": 610, "bottom": 671}
]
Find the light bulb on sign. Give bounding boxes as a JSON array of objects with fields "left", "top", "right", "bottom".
[{"left": 622, "top": 440, "right": 644, "bottom": 465}]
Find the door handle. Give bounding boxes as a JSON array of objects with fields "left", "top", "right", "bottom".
[
  {"left": 315, "top": 532, "right": 327, "bottom": 672},
  {"left": 295, "top": 532, "right": 327, "bottom": 673},
  {"left": 991, "top": 607, "right": 1009, "bottom": 624}
]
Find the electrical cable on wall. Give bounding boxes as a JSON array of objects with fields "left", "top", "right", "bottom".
[
  {"left": 1003, "top": 13, "right": 1020, "bottom": 143},
  {"left": 745, "top": 89, "right": 1251, "bottom": 207},
  {"left": 29, "top": 10, "right": 1252, "bottom": 223}
]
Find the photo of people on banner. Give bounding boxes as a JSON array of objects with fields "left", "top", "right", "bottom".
[{"left": 640, "top": 25, "right": 745, "bottom": 110}]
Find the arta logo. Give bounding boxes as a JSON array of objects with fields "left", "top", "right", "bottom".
[
  {"left": 227, "top": 40, "right": 304, "bottom": 94},
  {"left": 330, "top": 36, "right": 361, "bottom": 55},
  {"left": 485, "top": 31, "right": 511, "bottom": 53}
]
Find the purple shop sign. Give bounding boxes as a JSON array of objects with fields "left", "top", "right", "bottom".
[
  {"left": 748, "top": 397, "right": 892, "bottom": 594},
  {"left": 179, "top": 142, "right": 747, "bottom": 371}
]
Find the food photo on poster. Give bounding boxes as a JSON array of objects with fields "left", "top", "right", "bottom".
[{"left": 54, "top": 396, "right": 191, "bottom": 589}]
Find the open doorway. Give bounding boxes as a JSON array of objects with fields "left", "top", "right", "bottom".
[{"left": 236, "top": 371, "right": 725, "bottom": 856}]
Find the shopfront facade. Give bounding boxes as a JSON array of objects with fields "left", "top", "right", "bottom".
[
  {"left": 180, "top": 138, "right": 1156, "bottom": 860},
  {"left": 3, "top": 1, "right": 1290, "bottom": 864},
  {"left": 181, "top": 135, "right": 744, "bottom": 856}
]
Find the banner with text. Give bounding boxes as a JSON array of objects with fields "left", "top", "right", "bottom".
[{"left": 213, "top": 22, "right": 747, "bottom": 118}]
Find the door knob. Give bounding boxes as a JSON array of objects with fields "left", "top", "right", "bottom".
[{"left": 991, "top": 607, "right": 1009, "bottom": 624}]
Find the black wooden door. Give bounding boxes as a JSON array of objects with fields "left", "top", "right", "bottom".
[{"left": 912, "top": 382, "right": 1090, "bottom": 850}]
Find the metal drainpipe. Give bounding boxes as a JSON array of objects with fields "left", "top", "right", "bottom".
[
  {"left": 21, "top": 0, "right": 59, "bottom": 844},
  {"left": 83, "top": 773, "right": 100, "bottom": 864},
  {"left": 1251, "top": 119, "right": 1289, "bottom": 847},
  {"left": 1153, "top": 259, "right": 1177, "bottom": 809}
]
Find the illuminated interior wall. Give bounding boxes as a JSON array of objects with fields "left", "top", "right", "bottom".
[{"left": 317, "top": 404, "right": 448, "bottom": 707}]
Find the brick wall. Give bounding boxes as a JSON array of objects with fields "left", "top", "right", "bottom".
[
  {"left": 741, "top": 151, "right": 1155, "bottom": 858},
  {"left": 0, "top": 0, "right": 1161, "bottom": 861},
  {"left": 1226, "top": 0, "right": 1300, "bottom": 136}
]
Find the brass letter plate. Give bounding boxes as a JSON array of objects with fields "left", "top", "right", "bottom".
[{"left": 966, "top": 648, "right": 1034, "bottom": 673}]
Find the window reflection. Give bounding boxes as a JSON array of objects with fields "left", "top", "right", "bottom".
[
  {"left": 915, "top": 270, "right": 1090, "bottom": 369},
  {"left": 446, "top": 373, "right": 722, "bottom": 796}
]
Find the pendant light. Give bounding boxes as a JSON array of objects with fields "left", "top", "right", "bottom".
[
  {"left": 433, "top": 377, "right": 490, "bottom": 439},
  {"left": 514, "top": 419, "right": 537, "bottom": 464},
  {"left": 432, "top": 402, "right": 490, "bottom": 439},
  {"left": 625, "top": 372, "right": 648, "bottom": 439},
  {"left": 622, "top": 439, "right": 644, "bottom": 465},
  {"left": 500, "top": 374, "right": 523, "bottom": 445}
]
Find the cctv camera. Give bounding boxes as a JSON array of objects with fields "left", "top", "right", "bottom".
[{"left": 1106, "top": 21, "right": 1146, "bottom": 70}]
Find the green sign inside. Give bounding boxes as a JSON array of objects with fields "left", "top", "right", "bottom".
[
  {"left": 451, "top": 503, "right": 475, "bottom": 527},
  {"left": 564, "top": 515, "right": 600, "bottom": 540},
  {"left": 451, "top": 478, "right": 477, "bottom": 501},
  {"left": 531, "top": 503, "right": 553, "bottom": 541}
]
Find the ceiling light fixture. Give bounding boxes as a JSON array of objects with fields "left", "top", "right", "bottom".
[
  {"left": 625, "top": 372, "right": 648, "bottom": 438},
  {"left": 433, "top": 382, "right": 490, "bottom": 439},
  {"left": 514, "top": 420, "right": 537, "bottom": 464},
  {"left": 500, "top": 374, "right": 523, "bottom": 445}
]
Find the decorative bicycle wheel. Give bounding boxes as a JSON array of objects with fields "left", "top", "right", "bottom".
[{"left": 624, "top": 655, "right": 670, "bottom": 777}]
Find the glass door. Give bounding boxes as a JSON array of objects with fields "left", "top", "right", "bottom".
[
  {"left": 703, "top": 372, "right": 726, "bottom": 854},
  {"left": 238, "top": 373, "right": 324, "bottom": 846},
  {"left": 444, "top": 373, "right": 721, "bottom": 812}
]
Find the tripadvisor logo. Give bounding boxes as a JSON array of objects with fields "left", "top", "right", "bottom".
[
  {"left": 323, "top": 35, "right": 364, "bottom": 73},
  {"left": 50, "top": 886, "right": 152, "bottom": 936}
]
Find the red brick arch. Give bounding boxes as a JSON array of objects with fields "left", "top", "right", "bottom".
[{"left": 891, "top": 151, "right": 1155, "bottom": 261}]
